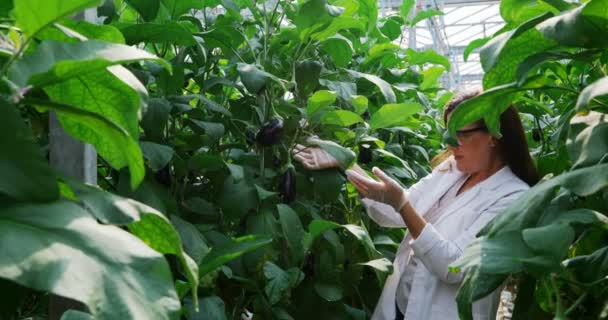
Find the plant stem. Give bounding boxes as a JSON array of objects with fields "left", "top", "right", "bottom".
[{"left": 564, "top": 292, "right": 587, "bottom": 316}]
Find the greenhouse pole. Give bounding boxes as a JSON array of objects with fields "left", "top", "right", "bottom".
[{"left": 48, "top": 8, "right": 98, "bottom": 320}]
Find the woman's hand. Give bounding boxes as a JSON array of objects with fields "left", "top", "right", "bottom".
[
  {"left": 292, "top": 137, "right": 341, "bottom": 170},
  {"left": 346, "top": 167, "right": 409, "bottom": 211}
]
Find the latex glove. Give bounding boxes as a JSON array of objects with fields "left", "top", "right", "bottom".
[
  {"left": 292, "top": 137, "right": 341, "bottom": 170},
  {"left": 345, "top": 167, "right": 409, "bottom": 211}
]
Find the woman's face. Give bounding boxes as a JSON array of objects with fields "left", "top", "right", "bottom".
[{"left": 446, "top": 120, "right": 498, "bottom": 174}]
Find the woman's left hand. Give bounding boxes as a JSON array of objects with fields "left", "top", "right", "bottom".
[{"left": 346, "top": 167, "right": 409, "bottom": 211}]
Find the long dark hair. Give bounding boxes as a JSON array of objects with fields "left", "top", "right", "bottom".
[{"left": 437, "top": 90, "right": 540, "bottom": 186}]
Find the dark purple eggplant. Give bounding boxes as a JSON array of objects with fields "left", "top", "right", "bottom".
[
  {"left": 255, "top": 118, "right": 284, "bottom": 146},
  {"left": 532, "top": 128, "right": 542, "bottom": 142},
  {"left": 359, "top": 145, "right": 373, "bottom": 164},
  {"left": 279, "top": 166, "right": 296, "bottom": 203},
  {"left": 245, "top": 130, "right": 256, "bottom": 145}
]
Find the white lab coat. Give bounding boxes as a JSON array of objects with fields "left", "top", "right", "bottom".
[{"left": 362, "top": 156, "right": 529, "bottom": 320}]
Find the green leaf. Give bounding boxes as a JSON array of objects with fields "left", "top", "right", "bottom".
[
  {"left": 296, "top": 60, "right": 323, "bottom": 98},
  {"left": 0, "top": 201, "right": 180, "bottom": 319},
  {"left": 311, "top": 16, "right": 365, "bottom": 41},
  {"left": 538, "top": 209, "right": 608, "bottom": 227},
  {"left": 60, "top": 310, "right": 93, "bottom": 320},
  {"left": 500, "top": 0, "right": 557, "bottom": 25},
  {"left": 482, "top": 163, "right": 608, "bottom": 236},
  {"left": 406, "top": 48, "right": 451, "bottom": 71},
  {"left": 419, "top": 66, "right": 445, "bottom": 90},
  {"left": 447, "top": 81, "right": 544, "bottom": 136},
  {"left": 370, "top": 102, "right": 424, "bottom": 129},
  {"left": 237, "top": 63, "right": 284, "bottom": 94},
  {"left": 455, "top": 267, "right": 508, "bottom": 320},
  {"left": 0, "top": 102, "right": 59, "bottom": 202},
  {"left": 379, "top": 16, "right": 403, "bottom": 40},
  {"left": 9, "top": 40, "right": 170, "bottom": 87},
  {"left": 400, "top": 0, "right": 415, "bottom": 18},
  {"left": 14, "top": 0, "right": 103, "bottom": 38},
  {"left": 142, "top": 98, "right": 172, "bottom": 142},
  {"left": 185, "top": 296, "right": 227, "bottom": 320},
  {"left": 277, "top": 204, "right": 306, "bottom": 265},
  {"left": 307, "top": 139, "right": 356, "bottom": 168},
  {"left": 264, "top": 262, "right": 291, "bottom": 305},
  {"left": 351, "top": 95, "right": 368, "bottom": 114},
  {"left": 140, "top": 141, "right": 174, "bottom": 172},
  {"left": 522, "top": 223, "right": 574, "bottom": 260},
  {"left": 31, "top": 96, "right": 145, "bottom": 189},
  {"left": 567, "top": 111, "right": 608, "bottom": 169},
  {"left": 307, "top": 90, "right": 337, "bottom": 116},
  {"left": 463, "top": 38, "right": 490, "bottom": 62},
  {"left": 451, "top": 231, "right": 543, "bottom": 275},
  {"left": 320, "top": 35, "right": 354, "bottom": 68},
  {"left": 38, "top": 19, "right": 126, "bottom": 43},
  {"left": 42, "top": 68, "right": 145, "bottom": 188},
  {"left": 480, "top": 12, "right": 554, "bottom": 73},
  {"left": 190, "top": 119, "right": 225, "bottom": 142},
  {"left": 346, "top": 69, "right": 396, "bottom": 104},
  {"left": 357, "top": 258, "right": 393, "bottom": 273},
  {"left": 314, "top": 281, "right": 343, "bottom": 301},
  {"left": 198, "top": 235, "right": 273, "bottom": 277},
  {"left": 312, "top": 169, "right": 346, "bottom": 204},
  {"left": 410, "top": 9, "right": 443, "bottom": 26},
  {"left": 576, "top": 77, "right": 608, "bottom": 111},
  {"left": 294, "top": 0, "right": 333, "bottom": 30},
  {"left": 219, "top": 174, "right": 257, "bottom": 219},
  {"left": 118, "top": 21, "right": 197, "bottom": 45},
  {"left": 563, "top": 246, "right": 608, "bottom": 284},
  {"left": 68, "top": 181, "right": 200, "bottom": 307},
  {"left": 536, "top": 0, "right": 608, "bottom": 48},
  {"left": 321, "top": 110, "right": 364, "bottom": 126},
  {"left": 124, "top": 0, "right": 160, "bottom": 21},
  {"left": 161, "top": 0, "right": 203, "bottom": 18}
]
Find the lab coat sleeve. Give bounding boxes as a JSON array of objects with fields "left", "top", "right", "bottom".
[
  {"left": 409, "top": 189, "right": 526, "bottom": 284},
  {"left": 359, "top": 157, "right": 454, "bottom": 228}
]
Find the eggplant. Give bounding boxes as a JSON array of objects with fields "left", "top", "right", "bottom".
[
  {"left": 532, "top": 128, "right": 542, "bottom": 142},
  {"left": 255, "top": 118, "right": 284, "bottom": 146},
  {"left": 279, "top": 166, "right": 296, "bottom": 203},
  {"left": 359, "top": 145, "right": 373, "bottom": 164}
]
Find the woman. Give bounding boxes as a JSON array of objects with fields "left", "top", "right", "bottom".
[{"left": 293, "top": 91, "right": 539, "bottom": 320}]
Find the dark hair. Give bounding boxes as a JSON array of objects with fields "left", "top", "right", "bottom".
[{"left": 441, "top": 90, "right": 540, "bottom": 186}]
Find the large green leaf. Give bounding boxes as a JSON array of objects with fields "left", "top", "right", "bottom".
[
  {"left": 463, "top": 38, "right": 490, "bottom": 62},
  {"left": 38, "top": 19, "right": 126, "bottom": 43},
  {"left": 500, "top": 0, "right": 556, "bottom": 25},
  {"left": 567, "top": 111, "right": 608, "bottom": 169},
  {"left": 14, "top": 0, "right": 103, "bottom": 37},
  {"left": 0, "top": 201, "right": 180, "bottom": 319},
  {"left": 321, "top": 110, "right": 364, "bottom": 126},
  {"left": 219, "top": 173, "right": 258, "bottom": 220},
  {"left": 320, "top": 35, "right": 354, "bottom": 68},
  {"left": 43, "top": 68, "right": 145, "bottom": 188},
  {"left": 9, "top": 40, "right": 170, "bottom": 87},
  {"left": 346, "top": 69, "right": 396, "bottom": 104},
  {"left": 480, "top": 12, "right": 554, "bottom": 72},
  {"left": 277, "top": 204, "right": 306, "bottom": 265},
  {"left": 124, "top": 0, "right": 161, "bottom": 21},
  {"left": 0, "top": 101, "right": 59, "bottom": 202},
  {"left": 296, "top": 60, "right": 322, "bottom": 98},
  {"left": 306, "top": 90, "right": 337, "bottom": 116},
  {"left": 370, "top": 102, "right": 424, "bottom": 129},
  {"left": 198, "top": 235, "right": 273, "bottom": 277},
  {"left": 481, "top": 163, "right": 608, "bottom": 236},
  {"left": 264, "top": 262, "right": 291, "bottom": 305},
  {"left": 237, "top": 63, "right": 284, "bottom": 94},
  {"left": 563, "top": 246, "right": 608, "bottom": 284},
  {"left": 140, "top": 141, "right": 174, "bottom": 172},
  {"left": 30, "top": 94, "right": 144, "bottom": 189},
  {"left": 455, "top": 267, "right": 508, "bottom": 320},
  {"left": 66, "top": 181, "right": 200, "bottom": 308},
  {"left": 410, "top": 9, "right": 443, "bottom": 26},
  {"left": 161, "top": 0, "right": 203, "bottom": 18},
  {"left": 536, "top": 0, "right": 608, "bottom": 48},
  {"left": 406, "top": 48, "right": 451, "bottom": 71},
  {"left": 576, "top": 77, "right": 608, "bottom": 111},
  {"left": 118, "top": 22, "right": 197, "bottom": 45}
]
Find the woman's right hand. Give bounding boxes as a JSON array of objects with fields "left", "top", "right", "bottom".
[{"left": 292, "top": 137, "right": 341, "bottom": 170}]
